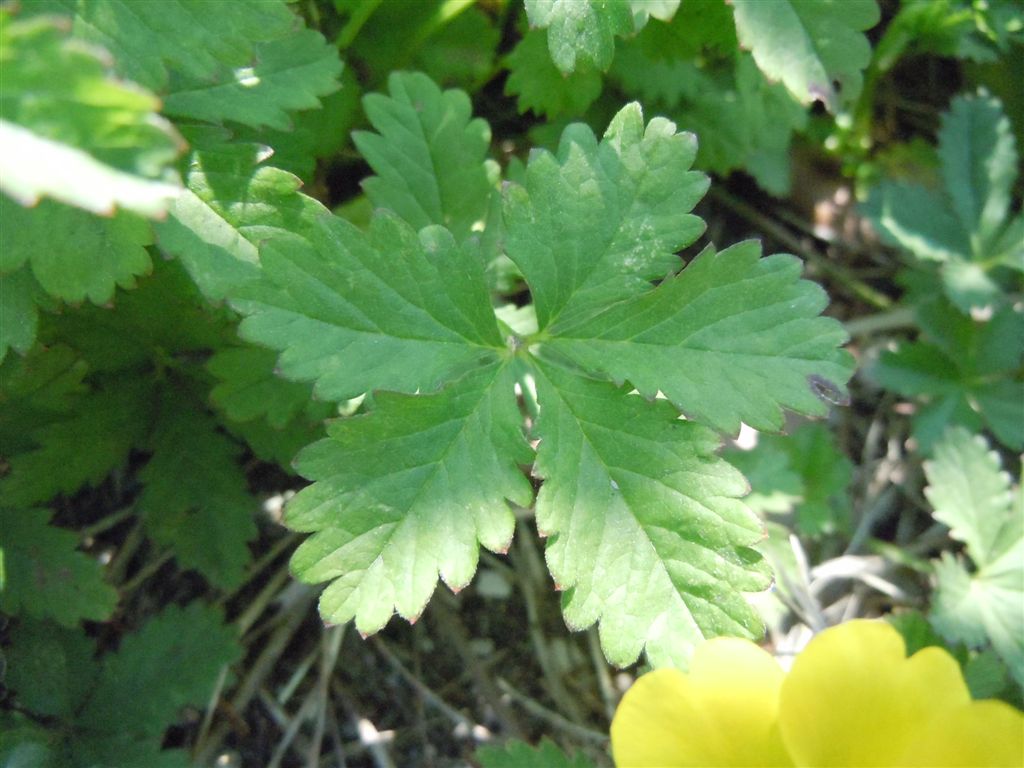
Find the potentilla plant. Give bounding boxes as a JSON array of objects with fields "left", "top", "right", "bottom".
[{"left": 226, "top": 75, "right": 855, "bottom": 668}]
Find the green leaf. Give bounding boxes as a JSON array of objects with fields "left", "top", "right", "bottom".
[
  {"left": 137, "top": 390, "right": 256, "bottom": 589},
  {"left": 412, "top": 6, "right": 501, "bottom": 90},
  {"left": 932, "top": 548, "right": 1024, "bottom": 686},
  {"left": 0, "top": 381, "right": 150, "bottom": 506},
  {"left": 725, "top": 439, "right": 803, "bottom": 517},
  {"left": 504, "top": 29, "right": 603, "bottom": 118},
  {"left": 229, "top": 75, "right": 362, "bottom": 183},
  {"left": 4, "top": 604, "right": 239, "bottom": 766},
  {"left": 0, "top": 509, "right": 118, "bottom": 625},
  {"left": 864, "top": 92, "right": 1021, "bottom": 312},
  {"left": 4, "top": 619, "right": 98, "bottom": 719},
  {"left": 156, "top": 139, "right": 330, "bottom": 302},
  {"left": 476, "top": 738, "right": 597, "bottom": 768},
  {"left": 727, "top": 422, "right": 852, "bottom": 535},
  {"left": 208, "top": 346, "right": 329, "bottom": 430},
  {"left": 79, "top": 602, "right": 241, "bottom": 737},
  {"left": 525, "top": 0, "right": 634, "bottom": 73},
  {"left": 0, "top": 12, "right": 182, "bottom": 217},
  {"left": 352, "top": 72, "right": 494, "bottom": 242},
  {"left": 1, "top": 198, "right": 153, "bottom": 304},
  {"left": 544, "top": 241, "right": 852, "bottom": 434},
  {"left": 208, "top": 345, "right": 333, "bottom": 469},
  {"left": 925, "top": 427, "right": 1021, "bottom": 565},
  {"left": 0, "top": 266, "right": 39, "bottom": 360},
  {"left": 161, "top": 26, "right": 342, "bottom": 131},
  {"left": 863, "top": 181, "right": 968, "bottom": 262},
  {"left": 237, "top": 96, "right": 850, "bottom": 667},
  {"left": 611, "top": 26, "right": 806, "bottom": 194},
  {"left": 237, "top": 215, "right": 505, "bottom": 402},
  {"left": 26, "top": 0, "right": 342, "bottom": 131},
  {"left": 532, "top": 361, "right": 770, "bottom": 668},
  {"left": 872, "top": 299, "right": 1024, "bottom": 451},
  {"left": 503, "top": 103, "right": 708, "bottom": 330},
  {"left": 731, "top": 0, "right": 880, "bottom": 112},
  {"left": 40, "top": 257, "right": 237, "bottom": 374},
  {"left": 925, "top": 428, "right": 1024, "bottom": 684},
  {"left": 939, "top": 90, "right": 1018, "bottom": 246},
  {"left": 287, "top": 363, "right": 533, "bottom": 634}
]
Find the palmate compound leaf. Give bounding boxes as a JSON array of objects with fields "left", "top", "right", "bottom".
[
  {"left": 287, "top": 363, "right": 534, "bottom": 634},
  {"left": 924, "top": 428, "right": 1024, "bottom": 684},
  {"left": 244, "top": 98, "right": 851, "bottom": 666},
  {"left": 0, "top": 12, "right": 182, "bottom": 217},
  {"left": 864, "top": 92, "right": 1022, "bottom": 313},
  {"left": 731, "top": 0, "right": 880, "bottom": 112}
]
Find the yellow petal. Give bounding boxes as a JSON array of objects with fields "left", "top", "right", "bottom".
[
  {"left": 612, "top": 638, "right": 792, "bottom": 767},
  {"left": 899, "top": 699, "right": 1024, "bottom": 767},
  {"left": 779, "top": 620, "right": 972, "bottom": 766}
]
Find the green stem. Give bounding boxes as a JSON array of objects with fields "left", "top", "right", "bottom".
[{"left": 335, "top": 0, "right": 383, "bottom": 50}]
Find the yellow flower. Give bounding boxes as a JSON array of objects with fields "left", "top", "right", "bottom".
[{"left": 611, "top": 620, "right": 1024, "bottom": 767}]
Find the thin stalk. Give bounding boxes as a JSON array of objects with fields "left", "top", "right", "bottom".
[
  {"left": 495, "top": 677, "right": 608, "bottom": 745},
  {"left": 80, "top": 506, "right": 135, "bottom": 540},
  {"left": 708, "top": 186, "right": 893, "bottom": 310}
]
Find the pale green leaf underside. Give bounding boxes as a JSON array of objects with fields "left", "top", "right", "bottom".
[
  {"left": 0, "top": 14, "right": 182, "bottom": 216},
  {"left": 353, "top": 72, "right": 494, "bottom": 242},
  {"left": 924, "top": 427, "right": 1020, "bottom": 566},
  {"left": 532, "top": 362, "right": 770, "bottom": 667},
  {"left": 0, "top": 508, "right": 118, "bottom": 625},
  {"left": 545, "top": 241, "right": 853, "bottom": 434},
  {"left": 0, "top": 121, "right": 180, "bottom": 217},
  {"left": 238, "top": 214, "right": 505, "bottom": 402},
  {"left": 287, "top": 363, "right": 533, "bottom": 634},
  {"left": 732, "top": 0, "right": 879, "bottom": 112},
  {"left": 932, "top": 545, "right": 1024, "bottom": 686},
  {"left": 926, "top": 429, "right": 1023, "bottom": 684},
  {"left": 525, "top": 0, "right": 634, "bottom": 73}
]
